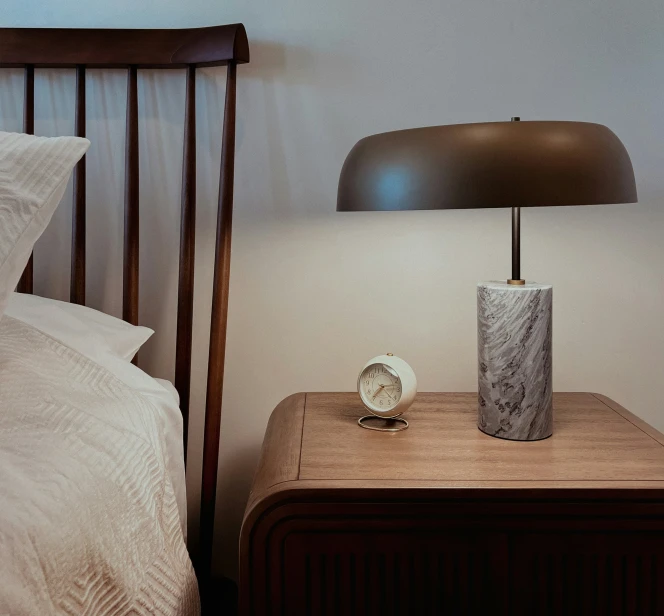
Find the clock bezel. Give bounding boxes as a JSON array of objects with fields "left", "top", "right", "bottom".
[
  {"left": 357, "top": 362, "right": 403, "bottom": 417},
  {"left": 357, "top": 354, "right": 417, "bottom": 419}
]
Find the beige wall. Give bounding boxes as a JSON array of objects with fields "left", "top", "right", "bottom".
[{"left": 3, "top": 0, "right": 663, "bottom": 580}]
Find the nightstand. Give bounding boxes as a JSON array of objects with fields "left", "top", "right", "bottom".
[{"left": 240, "top": 392, "right": 664, "bottom": 615}]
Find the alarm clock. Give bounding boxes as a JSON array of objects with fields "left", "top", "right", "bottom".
[{"left": 357, "top": 353, "right": 417, "bottom": 431}]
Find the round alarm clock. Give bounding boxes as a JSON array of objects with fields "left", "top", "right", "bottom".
[{"left": 357, "top": 353, "right": 417, "bottom": 431}]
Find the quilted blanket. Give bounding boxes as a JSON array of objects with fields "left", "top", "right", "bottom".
[{"left": 0, "top": 316, "right": 199, "bottom": 615}]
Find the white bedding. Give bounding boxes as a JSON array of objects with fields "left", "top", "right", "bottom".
[
  {"left": 4, "top": 292, "right": 189, "bottom": 535},
  {"left": 0, "top": 315, "right": 199, "bottom": 614}
]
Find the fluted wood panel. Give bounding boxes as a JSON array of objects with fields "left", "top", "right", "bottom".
[
  {"left": 281, "top": 532, "right": 506, "bottom": 616},
  {"left": 511, "top": 533, "right": 664, "bottom": 615},
  {"left": 70, "top": 65, "right": 86, "bottom": 305},
  {"left": 17, "top": 64, "right": 34, "bottom": 294}
]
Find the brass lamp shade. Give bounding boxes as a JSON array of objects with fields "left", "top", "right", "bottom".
[{"left": 337, "top": 121, "right": 637, "bottom": 211}]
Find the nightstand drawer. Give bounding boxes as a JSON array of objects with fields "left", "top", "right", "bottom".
[
  {"left": 511, "top": 532, "right": 664, "bottom": 615},
  {"left": 283, "top": 530, "right": 507, "bottom": 616}
]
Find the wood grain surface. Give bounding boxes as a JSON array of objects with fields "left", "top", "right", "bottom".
[
  {"left": 246, "top": 393, "right": 307, "bottom": 511},
  {"left": 282, "top": 392, "right": 664, "bottom": 485},
  {"left": 593, "top": 392, "right": 664, "bottom": 446},
  {"left": 0, "top": 24, "right": 249, "bottom": 68}
]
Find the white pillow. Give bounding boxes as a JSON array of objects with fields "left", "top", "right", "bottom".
[
  {"left": 0, "top": 131, "right": 89, "bottom": 316},
  {"left": 5, "top": 292, "right": 154, "bottom": 361}
]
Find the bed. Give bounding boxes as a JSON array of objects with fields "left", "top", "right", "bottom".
[{"left": 0, "top": 24, "right": 249, "bottom": 614}]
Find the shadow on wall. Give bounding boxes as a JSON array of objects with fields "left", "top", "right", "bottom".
[
  {"left": 232, "top": 40, "right": 360, "bottom": 227},
  {"left": 189, "top": 440, "right": 263, "bottom": 578}
]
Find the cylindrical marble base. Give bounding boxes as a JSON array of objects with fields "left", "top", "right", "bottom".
[{"left": 477, "top": 281, "right": 553, "bottom": 441}]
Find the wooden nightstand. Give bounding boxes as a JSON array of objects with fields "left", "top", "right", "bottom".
[{"left": 240, "top": 392, "right": 664, "bottom": 615}]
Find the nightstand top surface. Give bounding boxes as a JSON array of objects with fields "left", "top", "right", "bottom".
[
  {"left": 247, "top": 392, "right": 664, "bottom": 513},
  {"left": 301, "top": 392, "right": 664, "bottom": 483}
]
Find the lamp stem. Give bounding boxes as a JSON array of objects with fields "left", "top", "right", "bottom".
[
  {"left": 508, "top": 116, "right": 525, "bottom": 285},
  {"left": 511, "top": 205, "right": 521, "bottom": 282}
]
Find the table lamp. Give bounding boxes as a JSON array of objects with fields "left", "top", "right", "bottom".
[{"left": 337, "top": 118, "right": 637, "bottom": 441}]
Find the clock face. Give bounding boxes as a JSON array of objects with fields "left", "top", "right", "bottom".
[{"left": 359, "top": 363, "right": 402, "bottom": 414}]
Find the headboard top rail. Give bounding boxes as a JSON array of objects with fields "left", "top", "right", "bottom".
[{"left": 0, "top": 23, "right": 249, "bottom": 68}]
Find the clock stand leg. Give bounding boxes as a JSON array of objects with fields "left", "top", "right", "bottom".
[{"left": 358, "top": 415, "right": 409, "bottom": 432}]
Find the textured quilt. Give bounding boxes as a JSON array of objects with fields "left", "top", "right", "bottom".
[{"left": 0, "top": 316, "right": 199, "bottom": 615}]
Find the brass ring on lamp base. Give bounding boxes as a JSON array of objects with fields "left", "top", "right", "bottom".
[
  {"left": 358, "top": 415, "right": 409, "bottom": 432},
  {"left": 507, "top": 279, "right": 526, "bottom": 285}
]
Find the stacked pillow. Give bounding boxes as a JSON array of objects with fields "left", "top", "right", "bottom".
[
  {"left": 5, "top": 292, "right": 153, "bottom": 363},
  {"left": 0, "top": 131, "right": 89, "bottom": 315}
]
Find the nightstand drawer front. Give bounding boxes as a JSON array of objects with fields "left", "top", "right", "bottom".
[
  {"left": 281, "top": 531, "right": 508, "bottom": 616},
  {"left": 242, "top": 497, "right": 664, "bottom": 615},
  {"left": 511, "top": 533, "right": 664, "bottom": 616}
]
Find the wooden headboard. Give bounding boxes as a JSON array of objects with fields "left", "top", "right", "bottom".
[{"left": 0, "top": 24, "right": 250, "bottom": 584}]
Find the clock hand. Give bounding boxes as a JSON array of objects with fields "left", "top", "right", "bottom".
[{"left": 371, "top": 384, "right": 385, "bottom": 400}]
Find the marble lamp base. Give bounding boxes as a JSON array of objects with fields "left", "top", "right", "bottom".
[{"left": 477, "top": 281, "right": 553, "bottom": 441}]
